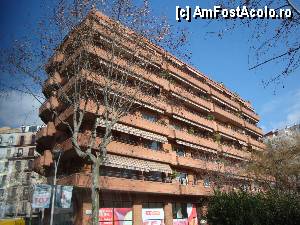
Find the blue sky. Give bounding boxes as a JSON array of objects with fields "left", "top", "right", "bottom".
[{"left": 0, "top": 0, "right": 299, "bottom": 132}]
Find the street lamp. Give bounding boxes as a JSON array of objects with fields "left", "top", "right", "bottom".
[{"left": 49, "top": 148, "right": 63, "bottom": 225}]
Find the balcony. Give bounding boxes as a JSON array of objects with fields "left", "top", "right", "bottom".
[
  {"left": 211, "top": 89, "right": 240, "bottom": 111},
  {"left": 174, "top": 129, "right": 219, "bottom": 151},
  {"left": 244, "top": 121, "right": 263, "bottom": 136},
  {"left": 214, "top": 105, "right": 244, "bottom": 126},
  {"left": 216, "top": 124, "right": 248, "bottom": 143},
  {"left": 248, "top": 137, "right": 265, "bottom": 150},
  {"left": 165, "top": 63, "right": 210, "bottom": 93},
  {"left": 170, "top": 84, "right": 212, "bottom": 111},
  {"left": 241, "top": 106, "right": 260, "bottom": 122},
  {"left": 42, "top": 72, "right": 63, "bottom": 97},
  {"left": 172, "top": 106, "right": 216, "bottom": 131},
  {"left": 36, "top": 122, "right": 56, "bottom": 148},
  {"left": 175, "top": 155, "right": 223, "bottom": 173},
  {"left": 39, "top": 96, "right": 59, "bottom": 123},
  {"left": 33, "top": 150, "right": 53, "bottom": 173},
  {"left": 119, "top": 115, "right": 171, "bottom": 137},
  {"left": 221, "top": 145, "right": 251, "bottom": 159},
  {"left": 107, "top": 141, "right": 173, "bottom": 164},
  {"left": 57, "top": 173, "right": 213, "bottom": 196}
]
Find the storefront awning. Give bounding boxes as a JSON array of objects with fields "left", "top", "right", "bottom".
[
  {"left": 97, "top": 119, "right": 168, "bottom": 143},
  {"left": 102, "top": 154, "right": 172, "bottom": 174}
]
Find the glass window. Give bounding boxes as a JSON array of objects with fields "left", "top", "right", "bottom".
[
  {"left": 6, "top": 149, "right": 11, "bottom": 158},
  {"left": 144, "top": 140, "right": 161, "bottom": 151},
  {"left": 142, "top": 112, "right": 158, "bottom": 122},
  {"left": 19, "top": 136, "right": 25, "bottom": 146},
  {"left": 204, "top": 177, "right": 211, "bottom": 188},
  {"left": 0, "top": 136, "right": 2, "bottom": 144},
  {"left": 8, "top": 136, "right": 14, "bottom": 145},
  {"left": 28, "top": 148, "right": 35, "bottom": 157},
  {"left": 31, "top": 135, "right": 36, "bottom": 145},
  {"left": 15, "top": 161, "right": 22, "bottom": 171},
  {"left": 173, "top": 203, "right": 188, "bottom": 219},
  {"left": 17, "top": 148, "right": 23, "bottom": 156},
  {"left": 176, "top": 172, "right": 188, "bottom": 185},
  {"left": 175, "top": 146, "right": 185, "bottom": 157}
]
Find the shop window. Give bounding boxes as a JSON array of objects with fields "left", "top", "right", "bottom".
[
  {"left": 173, "top": 203, "right": 188, "bottom": 219},
  {"left": 142, "top": 202, "right": 165, "bottom": 224},
  {"left": 99, "top": 201, "right": 133, "bottom": 225}
]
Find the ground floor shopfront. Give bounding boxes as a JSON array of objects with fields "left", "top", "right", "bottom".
[{"left": 52, "top": 189, "right": 208, "bottom": 225}]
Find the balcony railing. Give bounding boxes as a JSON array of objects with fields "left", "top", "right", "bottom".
[
  {"left": 57, "top": 173, "right": 213, "bottom": 196},
  {"left": 214, "top": 105, "right": 244, "bottom": 126}
]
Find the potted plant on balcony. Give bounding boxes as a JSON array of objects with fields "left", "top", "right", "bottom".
[
  {"left": 207, "top": 114, "right": 215, "bottom": 120},
  {"left": 214, "top": 133, "right": 222, "bottom": 144},
  {"left": 188, "top": 127, "right": 195, "bottom": 135}
]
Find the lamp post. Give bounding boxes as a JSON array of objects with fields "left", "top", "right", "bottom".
[{"left": 49, "top": 148, "right": 63, "bottom": 225}]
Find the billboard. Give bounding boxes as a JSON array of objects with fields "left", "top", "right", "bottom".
[
  {"left": 32, "top": 184, "right": 52, "bottom": 208},
  {"left": 55, "top": 185, "right": 73, "bottom": 208},
  {"left": 142, "top": 208, "right": 165, "bottom": 225},
  {"left": 99, "top": 208, "right": 133, "bottom": 225}
]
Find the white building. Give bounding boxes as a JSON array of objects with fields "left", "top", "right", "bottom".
[{"left": 0, "top": 125, "right": 45, "bottom": 219}]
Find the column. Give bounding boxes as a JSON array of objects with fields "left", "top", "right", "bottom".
[
  {"left": 133, "top": 200, "right": 142, "bottom": 225},
  {"left": 164, "top": 202, "right": 173, "bottom": 225}
]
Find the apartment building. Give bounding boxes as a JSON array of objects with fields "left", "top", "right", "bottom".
[
  {"left": 34, "top": 11, "right": 265, "bottom": 225},
  {"left": 0, "top": 125, "right": 44, "bottom": 220}
]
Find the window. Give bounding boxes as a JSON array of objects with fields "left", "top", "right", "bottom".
[
  {"left": 144, "top": 140, "right": 161, "bottom": 151},
  {"left": 29, "top": 126, "right": 37, "bottom": 132},
  {"left": 19, "top": 136, "right": 25, "bottom": 146},
  {"left": 6, "top": 149, "right": 11, "bottom": 158},
  {"left": 204, "top": 177, "right": 211, "bottom": 188},
  {"left": 0, "top": 136, "right": 2, "bottom": 144},
  {"left": 173, "top": 203, "right": 188, "bottom": 219},
  {"left": 17, "top": 148, "right": 23, "bottom": 157},
  {"left": 31, "top": 135, "right": 36, "bottom": 145},
  {"left": 0, "top": 189, "right": 4, "bottom": 198},
  {"left": 28, "top": 148, "right": 35, "bottom": 157},
  {"left": 8, "top": 136, "right": 14, "bottom": 145},
  {"left": 176, "top": 172, "right": 188, "bottom": 185},
  {"left": 142, "top": 112, "right": 158, "bottom": 122},
  {"left": 28, "top": 160, "right": 34, "bottom": 170},
  {"left": 0, "top": 175, "right": 7, "bottom": 187},
  {"left": 15, "top": 161, "right": 22, "bottom": 171},
  {"left": 175, "top": 146, "right": 185, "bottom": 157}
]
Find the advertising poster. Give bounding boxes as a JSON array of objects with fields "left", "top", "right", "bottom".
[
  {"left": 99, "top": 208, "right": 132, "bottom": 225},
  {"left": 142, "top": 208, "right": 165, "bottom": 225},
  {"left": 55, "top": 185, "right": 73, "bottom": 208},
  {"left": 173, "top": 204, "right": 198, "bottom": 225},
  {"left": 32, "top": 184, "right": 52, "bottom": 208}
]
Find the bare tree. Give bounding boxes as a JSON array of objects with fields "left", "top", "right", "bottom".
[
  {"left": 210, "top": 0, "right": 300, "bottom": 88},
  {"left": 248, "top": 131, "right": 300, "bottom": 193},
  {"left": 0, "top": 1, "right": 188, "bottom": 225}
]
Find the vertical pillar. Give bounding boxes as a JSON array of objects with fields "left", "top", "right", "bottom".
[
  {"left": 133, "top": 200, "right": 142, "bottom": 225},
  {"left": 164, "top": 202, "right": 173, "bottom": 225}
]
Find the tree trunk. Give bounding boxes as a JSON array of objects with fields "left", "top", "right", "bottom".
[{"left": 91, "top": 162, "right": 100, "bottom": 225}]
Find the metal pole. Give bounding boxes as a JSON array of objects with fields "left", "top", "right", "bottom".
[{"left": 49, "top": 152, "right": 61, "bottom": 225}]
